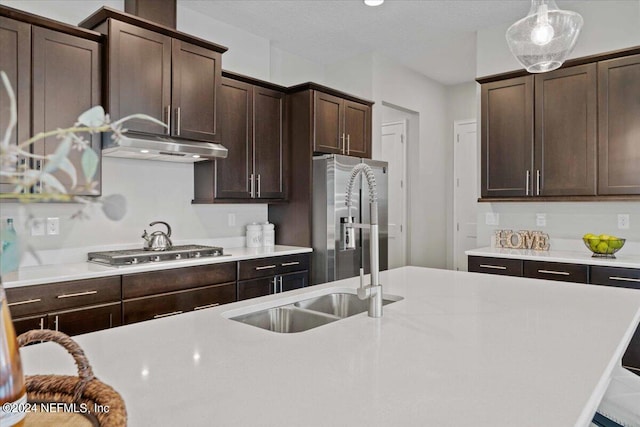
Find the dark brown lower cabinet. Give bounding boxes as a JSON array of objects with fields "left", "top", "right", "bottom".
[
  {"left": 12, "top": 303, "right": 122, "bottom": 337},
  {"left": 237, "top": 277, "right": 273, "bottom": 301},
  {"left": 123, "top": 282, "right": 236, "bottom": 325},
  {"left": 469, "top": 255, "right": 640, "bottom": 375},
  {"left": 281, "top": 271, "right": 307, "bottom": 292},
  {"left": 237, "top": 254, "right": 311, "bottom": 301}
]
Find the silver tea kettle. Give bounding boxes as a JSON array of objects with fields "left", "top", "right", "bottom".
[{"left": 142, "top": 221, "right": 173, "bottom": 251}]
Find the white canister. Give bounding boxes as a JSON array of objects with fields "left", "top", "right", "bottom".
[
  {"left": 262, "top": 222, "right": 275, "bottom": 247},
  {"left": 246, "top": 223, "right": 263, "bottom": 248}
]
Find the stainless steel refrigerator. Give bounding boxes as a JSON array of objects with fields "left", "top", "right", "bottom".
[{"left": 312, "top": 154, "right": 388, "bottom": 285}]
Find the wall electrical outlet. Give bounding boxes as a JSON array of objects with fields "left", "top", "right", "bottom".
[
  {"left": 617, "top": 214, "right": 630, "bottom": 230},
  {"left": 47, "top": 217, "right": 60, "bottom": 235},
  {"left": 485, "top": 212, "right": 499, "bottom": 226},
  {"left": 31, "top": 218, "right": 45, "bottom": 236},
  {"left": 536, "top": 213, "right": 547, "bottom": 227}
]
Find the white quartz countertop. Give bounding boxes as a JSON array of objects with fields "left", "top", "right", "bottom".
[
  {"left": 18, "top": 266, "right": 640, "bottom": 427},
  {"left": 2, "top": 245, "right": 312, "bottom": 288},
  {"left": 466, "top": 247, "right": 640, "bottom": 269}
]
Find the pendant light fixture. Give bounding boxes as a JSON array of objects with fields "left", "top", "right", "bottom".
[{"left": 506, "top": 0, "right": 583, "bottom": 73}]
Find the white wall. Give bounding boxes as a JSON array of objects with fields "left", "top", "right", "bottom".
[
  {"left": 475, "top": 0, "right": 640, "bottom": 252},
  {"left": 270, "top": 46, "right": 325, "bottom": 87},
  {"left": 0, "top": 0, "right": 123, "bottom": 25}
]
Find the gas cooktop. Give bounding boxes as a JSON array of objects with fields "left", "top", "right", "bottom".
[{"left": 88, "top": 245, "right": 225, "bottom": 266}]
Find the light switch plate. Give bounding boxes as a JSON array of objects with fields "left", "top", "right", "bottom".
[
  {"left": 536, "top": 213, "right": 547, "bottom": 227},
  {"left": 228, "top": 213, "right": 236, "bottom": 227},
  {"left": 617, "top": 214, "right": 630, "bottom": 230},
  {"left": 485, "top": 212, "right": 499, "bottom": 226}
]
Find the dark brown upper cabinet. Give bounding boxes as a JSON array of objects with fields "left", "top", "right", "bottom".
[
  {"left": 0, "top": 16, "right": 30, "bottom": 194},
  {"left": 194, "top": 73, "right": 287, "bottom": 203},
  {"left": 0, "top": 7, "right": 102, "bottom": 196},
  {"left": 478, "top": 46, "right": 640, "bottom": 200},
  {"left": 32, "top": 26, "right": 101, "bottom": 195},
  {"left": 80, "top": 7, "right": 227, "bottom": 143},
  {"left": 313, "top": 91, "right": 371, "bottom": 158},
  {"left": 480, "top": 76, "right": 534, "bottom": 198},
  {"left": 598, "top": 54, "right": 640, "bottom": 195},
  {"left": 534, "top": 63, "right": 597, "bottom": 196}
]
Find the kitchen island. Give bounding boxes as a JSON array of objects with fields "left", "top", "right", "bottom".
[{"left": 18, "top": 266, "right": 640, "bottom": 426}]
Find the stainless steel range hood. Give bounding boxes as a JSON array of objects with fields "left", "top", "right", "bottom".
[{"left": 102, "top": 133, "right": 228, "bottom": 163}]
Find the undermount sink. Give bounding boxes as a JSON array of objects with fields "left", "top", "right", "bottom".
[
  {"left": 229, "top": 291, "right": 402, "bottom": 333},
  {"left": 294, "top": 292, "right": 397, "bottom": 318}
]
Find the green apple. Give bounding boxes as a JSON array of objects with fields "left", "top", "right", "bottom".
[
  {"left": 596, "top": 241, "right": 610, "bottom": 253},
  {"left": 609, "top": 239, "right": 623, "bottom": 250}
]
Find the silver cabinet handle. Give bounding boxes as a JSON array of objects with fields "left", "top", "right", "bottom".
[
  {"left": 154, "top": 310, "right": 183, "bottom": 319},
  {"left": 609, "top": 276, "right": 640, "bottom": 283},
  {"left": 35, "top": 160, "right": 43, "bottom": 193},
  {"left": 255, "top": 264, "right": 276, "bottom": 270},
  {"left": 279, "top": 276, "right": 283, "bottom": 293},
  {"left": 53, "top": 315, "right": 59, "bottom": 331},
  {"left": 175, "top": 107, "right": 181, "bottom": 136},
  {"left": 341, "top": 133, "right": 346, "bottom": 154},
  {"left": 250, "top": 173, "right": 255, "bottom": 198},
  {"left": 281, "top": 261, "right": 300, "bottom": 267},
  {"left": 536, "top": 170, "right": 541, "bottom": 196},
  {"left": 8, "top": 298, "right": 42, "bottom": 307},
  {"left": 39, "top": 317, "right": 45, "bottom": 330},
  {"left": 525, "top": 170, "right": 530, "bottom": 196},
  {"left": 257, "top": 174, "right": 261, "bottom": 198},
  {"left": 272, "top": 277, "right": 277, "bottom": 294},
  {"left": 57, "top": 290, "right": 97, "bottom": 299},
  {"left": 194, "top": 303, "right": 220, "bottom": 311},
  {"left": 480, "top": 264, "right": 507, "bottom": 270},
  {"left": 19, "top": 157, "right": 27, "bottom": 193},
  {"left": 538, "top": 269, "right": 570, "bottom": 276},
  {"left": 347, "top": 134, "right": 350, "bottom": 155},
  {"left": 165, "top": 104, "right": 171, "bottom": 135}
]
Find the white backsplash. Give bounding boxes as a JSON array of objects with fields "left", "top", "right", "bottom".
[{"left": 1, "top": 157, "right": 268, "bottom": 266}]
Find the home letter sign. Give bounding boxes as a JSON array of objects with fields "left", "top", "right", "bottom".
[{"left": 494, "top": 230, "right": 550, "bottom": 250}]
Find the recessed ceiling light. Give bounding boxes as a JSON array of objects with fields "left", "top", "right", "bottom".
[
  {"left": 192, "top": 155, "right": 201, "bottom": 159},
  {"left": 364, "top": 0, "right": 384, "bottom": 6},
  {"left": 140, "top": 149, "right": 149, "bottom": 153}
]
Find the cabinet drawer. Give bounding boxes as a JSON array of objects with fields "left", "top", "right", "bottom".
[
  {"left": 123, "top": 282, "right": 236, "bottom": 325},
  {"left": 623, "top": 327, "right": 640, "bottom": 374},
  {"left": 52, "top": 302, "right": 122, "bottom": 336},
  {"left": 468, "top": 256, "right": 523, "bottom": 276},
  {"left": 123, "top": 262, "right": 236, "bottom": 298},
  {"left": 523, "top": 261, "right": 588, "bottom": 283},
  {"left": 590, "top": 266, "right": 640, "bottom": 290},
  {"left": 238, "top": 254, "right": 310, "bottom": 280},
  {"left": 6, "top": 276, "right": 121, "bottom": 317},
  {"left": 237, "top": 277, "right": 274, "bottom": 301}
]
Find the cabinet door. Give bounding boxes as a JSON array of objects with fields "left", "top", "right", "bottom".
[
  {"left": 598, "top": 54, "right": 640, "bottom": 195},
  {"left": 280, "top": 271, "right": 308, "bottom": 292},
  {"left": 171, "top": 39, "right": 221, "bottom": 142},
  {"left": 254, "top": 86, "right": 286, "bottom": 199},
  {"left": 343, "top": 100, "right": 371, "bottom": 159},
  {"left": 215, "top": 77, "right": 253, "bottom": 199},
  {"left": 534, "top": 64, "right": 597, "bottom": 196},
  {"left": 12, "top": 314, "right": 46, "bottom": 337},
  {"left": 50, "top": 302, "right": 122, "bottom": 336},
  {"left": 0, "top": 17, "right": 30, "bottom": 194},
  {"left": 481, "top": 76, "right": 534, "bottom": 197},
  {"left": 31, "top": 26, "right": 101, "bottom": 195},
  {"left": 237, "top": 277, "right": 275, "bottom": 301},
  {"left": 108, "top": 19, "right": 171, "bottom": 135},
  {"left": 313, "top": 91, "right": 344, "bottom": 154}
]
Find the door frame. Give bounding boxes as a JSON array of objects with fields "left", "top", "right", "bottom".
[
  {"left": 381, "top": 119, "right": 408, "bottom": 268},
  {"left": 453, "top": 119, "right": 477, "bottom": 271}
]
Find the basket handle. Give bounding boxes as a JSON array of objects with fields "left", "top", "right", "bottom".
[{"left": 18, "top": 329, "right": 95, "bottom": 401}]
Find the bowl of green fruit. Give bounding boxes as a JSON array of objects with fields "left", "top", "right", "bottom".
[{"left": 582, "top": 234, "right": 626, "bottom": 258}]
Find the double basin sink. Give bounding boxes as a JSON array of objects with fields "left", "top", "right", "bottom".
[{"left": 229, "top": 291, "right": 402, "bottom": 333}]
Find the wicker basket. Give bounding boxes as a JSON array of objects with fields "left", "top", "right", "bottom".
[{"left": 17, "top": 329, "right": 127, "bottom": 427}]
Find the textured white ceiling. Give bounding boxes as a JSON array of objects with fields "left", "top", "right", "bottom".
[{"left": 179, "top": 0, "right": 588, "bottom": 85}]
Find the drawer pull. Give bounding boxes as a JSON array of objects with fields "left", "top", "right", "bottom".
[
  {"left": 609, "top": 276, "right": 640, "bottom": 283},
  {"left": 194, "top": 303, "right": 220, "bottom": 311},
  {"left": 255, "top": 265, "right": 276, "bottom": 270},
  {"left": 538, "top": 269, "right": 570, "bottom": 276},
  {"left": 153, "top": 311, "right": 183, "bottom": 319},
  {"left": 281, "top": 261, "right": 300, "bottom": 267},
  {"left": 8, "top": 298, "right": 42, "bottom": 307},
  {"left": 480, "top": 264, "right": 507, "bottom": 270},
  {"left": 57, "top": 290, "right": 97, "bottom": 299}
]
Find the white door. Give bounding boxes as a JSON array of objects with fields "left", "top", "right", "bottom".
[
  {"left": 454, "top": 121, "right": 478, "bottom": 271},
  {"left": 381, "top": 121, "right": 407, "bottom": 269}
]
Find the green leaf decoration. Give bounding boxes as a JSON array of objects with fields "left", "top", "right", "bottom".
[
  {"left": 55, "top": 157, "right": 78, "bottom": 189},
  {"left": 40, "top": 172, "right": 67, "bottom": 194},
  {"left": 44, "top": 137, "right": 72, "bottom": 174},
  {"left": 81, "top": 148, "right": 99, "bottom": 182},
  {"left": 101, "top": 194, "right": 127, "bottom": 221},
  {"left": 77, "top": 106, "right": 106, "bottom": 127}
]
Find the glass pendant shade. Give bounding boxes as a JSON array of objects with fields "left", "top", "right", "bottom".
[{"left": 506, "top": 0, "right": 583, "bottom": 73}]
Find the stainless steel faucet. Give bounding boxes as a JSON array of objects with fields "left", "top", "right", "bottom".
[{"left": 342, "top": 163, "right": 382, "bottom": 318}]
